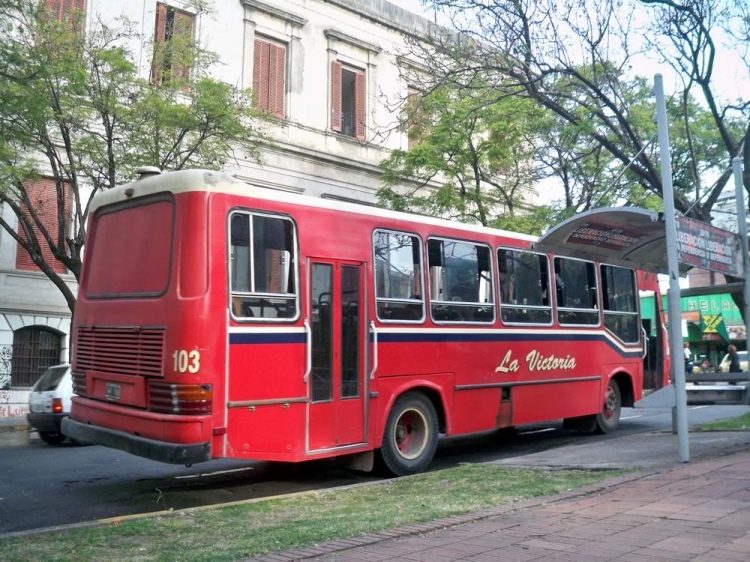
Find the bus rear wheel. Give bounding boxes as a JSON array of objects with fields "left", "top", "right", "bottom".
[
  {"left": 595, "top": 379, "right": 621, "bottom": 434},
  {"left": 380, "top": 392, "right": 438, "bottom": 476}
]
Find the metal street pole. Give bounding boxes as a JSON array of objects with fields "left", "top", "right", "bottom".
[
  {"left": 733, "top": 157, "right": 750, "bottom": 348},
  {"left": 654, "top": 74, "right": 689, "bottom": 462}
]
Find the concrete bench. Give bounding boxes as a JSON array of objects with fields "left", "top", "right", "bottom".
[{"left": 685, "top": 371, "right": 750, "bottom": 405}]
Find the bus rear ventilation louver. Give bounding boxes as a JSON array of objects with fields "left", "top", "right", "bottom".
[{"left": 75, "top": 326, "right": 166, "bottom": 377}]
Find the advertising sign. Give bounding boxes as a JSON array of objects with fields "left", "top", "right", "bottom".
[
  {"left": 566, "top": 222, "right": 644, "bottom": 250},
  {"left": 675, "top": 216, "right": 742, "bottom": 277}
]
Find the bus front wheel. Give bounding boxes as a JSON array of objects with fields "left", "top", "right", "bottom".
[
  {"left": 596, "top": 379, "right": 621, "bottom": 434},
  {"left": 380, "top": 392, "right": 438, "bottom": 476}
]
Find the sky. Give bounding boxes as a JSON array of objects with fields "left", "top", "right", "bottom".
[{"left": 398, "top": 1, "right": 747, "bottom": 102}]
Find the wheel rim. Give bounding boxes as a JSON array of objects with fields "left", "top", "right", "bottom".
[
  {"left": 392, "top": 408, "right": 428, "bottom": 460},
  {"left": 603, "top": 384, "right": 618, "bottom": 420}
]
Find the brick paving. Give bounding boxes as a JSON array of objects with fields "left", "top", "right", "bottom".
[{"left": 245, "top": 450, "right": 750, "bottom": 562}]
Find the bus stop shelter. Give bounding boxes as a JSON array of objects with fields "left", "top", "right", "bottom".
[{"left": 531, "top": 207, "right": 683, "bottom": 275}]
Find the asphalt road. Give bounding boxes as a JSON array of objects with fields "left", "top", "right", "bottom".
[{"left": 1, "top": 404, "right": 748, "bottom": 535}]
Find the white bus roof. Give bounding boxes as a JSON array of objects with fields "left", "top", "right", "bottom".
[{"left": 90, "top": 169, "right": 538, "bottom": 243}]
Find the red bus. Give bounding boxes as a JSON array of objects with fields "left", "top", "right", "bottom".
[{"left": 63, "top": 169, "right": 646, "bottom": 476}]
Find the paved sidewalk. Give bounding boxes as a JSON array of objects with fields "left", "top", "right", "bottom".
[
  {"left": 249, "top": 448, "right": 750, "bottom": 562},
  {"left": 0, "top": 417, "right": 30, "bottom": 447}
]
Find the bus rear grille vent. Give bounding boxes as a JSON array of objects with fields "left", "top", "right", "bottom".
[{"left": 75, "top": 326, "right": 165, "bottom": 377}]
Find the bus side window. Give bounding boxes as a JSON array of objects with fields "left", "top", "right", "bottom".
[
  {"left": 230, "top": 211, "right": 298, "bottom": 321},
  {"left": 498, "top": 248, "right": 551, "bottom": 325},
  {"left": 373, "top": 230, "right": 425, "bottom": 322},
  {"left": 427, "top": 238, "right": 495, "bottom": 325},
  {"left": 601, "top": 264, "right": 638, "bottom": 343},
  {"left": 554, "top": 257, "right": 599, "bottom": 326}
]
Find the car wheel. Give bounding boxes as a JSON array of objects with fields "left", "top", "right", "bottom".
[{"left": 39, "top": 431, "right": 67, "bottom": 445}]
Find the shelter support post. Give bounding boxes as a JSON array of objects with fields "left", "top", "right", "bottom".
[
  {"left": 655, "top": 74, "right": 689, "bottom": 463},
  {"left": 734, "top": 157, "right": 750, "bottom": 352}
]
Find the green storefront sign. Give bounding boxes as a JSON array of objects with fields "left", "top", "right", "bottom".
[{"left": 640, "top": 291, "right": 745, "bottom": 368}]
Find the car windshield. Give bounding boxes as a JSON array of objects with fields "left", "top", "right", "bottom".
[{"left": 32, "top": 365, "right": 68, "bottom": 392}]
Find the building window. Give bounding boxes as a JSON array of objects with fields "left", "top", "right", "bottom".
[
  {"left": 15, "top": 179, "right": 69, "bottom": 274},
  {"left": 253, "top": 37, "right": 286, "bottom": 117},
  {"left": 152, "top": 3, "right": 195, "bottom": 86},
  {"left": 11, "top": 327, "right": 62, "bottom": 388},
  {"left": 44, "top": 0, "right": 85, "bottom": 22},
  {"left": 331, "top": 61, "right": 365, "bottom": 140},
  {"left": 407, "top": 87, "right": 423, "bottom": 149}
]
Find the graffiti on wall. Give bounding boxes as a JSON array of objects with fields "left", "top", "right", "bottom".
[
  {"left": 0, "top": 345, "right": 11, "bottom": 390},
  {"left": 0, "top": 390, "right": 29, "bottom": 417}
]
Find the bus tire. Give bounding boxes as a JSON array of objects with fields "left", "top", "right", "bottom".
[
  {"left": 596, "top": 378, "right": 621, "bottom": 434},
  {"left": 380, "top": 392, "right": 438, "bottom": 476}
]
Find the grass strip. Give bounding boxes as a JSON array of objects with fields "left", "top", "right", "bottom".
[
  {"left": 696, "top": 412, "right": 750, "bottom": 431},
  {"left": 0, "top": 464, "right": 627, "bottom": 562}
]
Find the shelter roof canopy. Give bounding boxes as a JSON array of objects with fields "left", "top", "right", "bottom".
[{"left": 532, "top": 207, "right": 686, "bottom": 275}]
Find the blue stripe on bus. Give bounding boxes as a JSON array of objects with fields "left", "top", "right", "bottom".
[
  {"left": 229, "top": 330, "right": 642, "bottom": 358},
  {"left": 230, "top": 332, "right": 307, "bottom": 345}
]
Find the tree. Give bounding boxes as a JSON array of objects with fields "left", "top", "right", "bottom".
[
  {"left": 400, "top": 0, "right": 747, "bottom": 222},
  {"left": 0, "top": 1, "right": 270, "bottom": 314},
  {"left": 379, "top": 79, "right": 550, "bottom": 233}
]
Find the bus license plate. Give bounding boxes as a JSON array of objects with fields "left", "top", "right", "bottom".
[{"left": 105, "top": 382, "right": 121, "bottom": 401}]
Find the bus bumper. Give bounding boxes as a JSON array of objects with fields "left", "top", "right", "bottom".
[{"left": 62, "top": 417, "right": 211, "bottom": 465}]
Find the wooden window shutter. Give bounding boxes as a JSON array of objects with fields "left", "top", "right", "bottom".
[
  {"left": 407, "top": 87, "right": 420, "bottom": 149},
  {"left": 253, "top": 39, "right": 270, "bottom": 111},
  {"left": 45, "top": 0, "right": 63, "bottom": 20},
  {"left": 172, "top": 10, "right": 194, "bottom": 82},
  {"left": 268, "top": 43, "right": 286, "bottom": 117},
  {"left": 252, "top": 39, "right": 264, "bottom": 107},
  {"left": 15, "top": 179, "right": 69, "bottom": 274},
  {"left": 355, "top": 71, "right": 366, "bottom": 141},
  {"left": 331, "top": 61, "right": 343, "bottom": 132},
  {"left": 151, "top": 3, "right": 168, "bottom": 85}
]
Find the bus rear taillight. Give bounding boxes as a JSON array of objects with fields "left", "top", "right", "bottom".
[{"left": 149, "top": 382, "right": 212, "bottom": 415}]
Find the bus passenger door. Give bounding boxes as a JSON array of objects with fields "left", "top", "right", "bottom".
[{"left": 307, "top": 259, "right": 367, "bottom": 452}]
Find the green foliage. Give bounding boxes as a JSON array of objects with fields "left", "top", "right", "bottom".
[
  {"left": 0, "top": 463, "right": 625, "bottom": 562},
  {"left": 697, "top": 412, "right": 750, "bottom": 431},
  {"left": 379, "top": 81, "right": 542, "bottom": 228},
  {"left": 412, "top": 0, "right": 748, "bottom": 226},
  {"left": 0, "top": 2, "right": 270, "bottom": 312}
]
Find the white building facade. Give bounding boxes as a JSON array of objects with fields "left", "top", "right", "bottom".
[{"left": 0, "top": 0, "right": 433, "bottom": 416}]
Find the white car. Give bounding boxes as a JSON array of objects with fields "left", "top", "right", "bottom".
[
  {"left": 719, "top": 351, "right": 749, "bottom": 373},
  {"left": 26, "top": 364, "right": 74, "bottom": 445}
]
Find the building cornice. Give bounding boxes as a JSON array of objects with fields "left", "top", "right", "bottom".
[
  {"left": 242, "top": 0, "right": 308, "bottom": 27},
  {"left": 324, "top": 29, "right": 381, "bottom": 55},
  {"left": 324, "top": 0, "right": 437, "bottom": 39}
]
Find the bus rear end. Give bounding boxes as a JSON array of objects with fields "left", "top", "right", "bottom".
[{"left": 63, "top": 170, "right": 226, "bottom": 465}]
